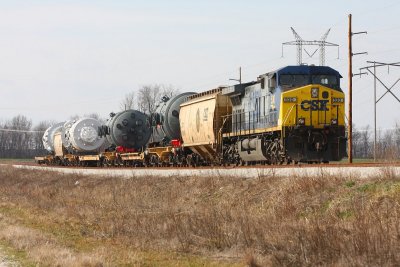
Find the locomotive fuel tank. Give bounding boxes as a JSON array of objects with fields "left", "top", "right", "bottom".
[
  {"left": 149, "top": 92, "right": 195, "bottom": 145},
  {"left": 63, "top": 118, "right": 105, "bottom": 153},
  {"left": 99, "top": 110, "right": 151, "bottom": 150},
  {"left": 42, "top": 122, "right": 65, "bottom": 153}
]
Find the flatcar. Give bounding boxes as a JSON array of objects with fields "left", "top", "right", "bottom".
[{"left": 36, "top": 118, "right": 105, "bottom": 166}]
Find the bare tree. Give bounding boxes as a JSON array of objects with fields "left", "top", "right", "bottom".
[
  {"left": 360, "top": 125, "right": 371, "bottom": 158},
  {"left": 137, "top": 84, "right": 180, "bottom": 114},
  {"left": 137, "top": 84, "right": 161, "bottom": 114},
  {"left": 395, "top": 122, "right": 400, "bottom": 158},
  {"left": 69, "top": 114, "right": 80, "bottom": 121},
  {"left": 380, "top": 129, "right": 395, "bottom": 160},
  {"left": 352, "top": 124, "right": 361, "bottom": 158},
  {"left": 160, "top": 84, "right": 180, "bottom": 98},
  {"left": 0, "top": 115, "right": 33, "bottom": 158},
  {"left": 84, "top": 113, "right": 104, "bottom": 122},
  {"left": 120, "top": 91, "right": 136, "bottom": 111}
]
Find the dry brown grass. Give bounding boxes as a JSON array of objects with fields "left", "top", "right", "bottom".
[{"left": 0, "top": 165, "right": 399, "bottom": 266}]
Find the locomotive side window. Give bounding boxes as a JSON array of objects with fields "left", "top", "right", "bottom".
[{"left": 279, "top": 74, "right": 309, "bottom": 90}]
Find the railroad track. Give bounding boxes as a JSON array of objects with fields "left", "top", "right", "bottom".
[{"left": 6, "top": 161, "right": 400, "bottom": 179}]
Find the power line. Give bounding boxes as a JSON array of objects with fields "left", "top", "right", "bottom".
[{"left": 0, "top": 128, "right": 44, "bottom": 133}]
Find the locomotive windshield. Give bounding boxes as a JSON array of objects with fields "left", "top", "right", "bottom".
[
  {"left": 279, "top": 74, "right": 309, "bottom": 88},
  {"left": 279, "top": 73, "right": 340, "bottom": 90},
  {"left": 311, "top": 75, "right": 338, "bottom": 88}
]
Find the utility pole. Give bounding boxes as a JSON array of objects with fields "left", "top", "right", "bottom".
[
  {"left": 348, "top": 14, "right": 353, "bottom": 163},
  {"left": 229, "top": 67, "right": 242, "bottom": 84},
  {"left": 348, "top": 14, "right": 367, "bottom": 163}
]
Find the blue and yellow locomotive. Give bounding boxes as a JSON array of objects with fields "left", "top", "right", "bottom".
[{"left": 218, "top": 65, "right": 347, "bottom": 164}]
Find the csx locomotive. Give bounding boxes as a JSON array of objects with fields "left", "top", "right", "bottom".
[{"left": 37, "top": 64, "right": 347, "bottom": 166}]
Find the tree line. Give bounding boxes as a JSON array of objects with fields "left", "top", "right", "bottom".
[
  {"left": 0, "top": 115, "right": 51, "bottom": 158},
  {"left": 352, "top": 124, "right": 400, "bottom": 160}
]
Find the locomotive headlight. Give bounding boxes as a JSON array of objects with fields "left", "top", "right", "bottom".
[
  {"left": 298, "top": 118, "right": 306, "bottom": 125},
  {"left": 331, "top": 118, "right": 338, "bottom": 125}
]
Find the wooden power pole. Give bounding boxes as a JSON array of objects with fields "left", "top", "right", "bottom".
[
  {"left": 347, "top": 14, "right": 367, "bottom": 163},
  {"left": 348, "top": 14, "right": 353, "bottom": 163}
]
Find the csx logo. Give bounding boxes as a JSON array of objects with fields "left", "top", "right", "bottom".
[{"left": 300, "top": 100, "right": 329, "bottom": 111}]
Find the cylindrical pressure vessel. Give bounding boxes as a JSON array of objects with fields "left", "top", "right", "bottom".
[
  {"left": 100, "top": 110, "right": 151, "bottom": 150},
  {"left": 150, "top": 92, "right": 195, "bottom": 144},
  {"left": 42, "top": 122, "right": 65, "bottom": 153}
]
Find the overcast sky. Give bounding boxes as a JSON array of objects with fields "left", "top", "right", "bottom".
[{"left": 1, "top": 0, "right": 399, "bottom": 129}]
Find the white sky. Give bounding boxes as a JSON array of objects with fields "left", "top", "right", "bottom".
[{"left": 0, "top": 0, "right": 399, "bottom": 129}]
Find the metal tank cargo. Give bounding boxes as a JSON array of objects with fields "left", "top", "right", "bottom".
[
  {"left": 62, "top": 118, "right": 105, "bottom": 153},
  {"left": 37, "top": 118, "right": 105, "bottom": 166},
  {"left": 99, "top": 110, "right": 151, "bottom": 150},
  {"left": 42, "top": 122, "right": 64, "bottom": 153},
  {"left": 98, "top": 110, "right": 151, "bottom": 166},
  {"left": 149, "top": 92, "right": 195, "bottom": 146}
]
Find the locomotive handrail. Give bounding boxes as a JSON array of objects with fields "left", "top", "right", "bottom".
[
  {"left": 218, "top": 116, "right": 229, "bottom": 152},
  {"left": 282, "top": 104, "right": 297, "bottom": 126},
  {"left": 282, "top": 104, "right": 297, "bottom": 140}
]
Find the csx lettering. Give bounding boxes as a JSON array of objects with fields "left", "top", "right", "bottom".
[{"left": 300, "top": 100, "right": 329, "bottom": 111}]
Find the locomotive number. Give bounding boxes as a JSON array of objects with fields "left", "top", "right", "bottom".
[
  {"left": 300, "top": 100, "right": 329, "bottom": 111},
  {"left": 283, "top": 97, "right": 297, "bottom": 103},
  {"left": 332, "top": 98, "right": 344, "bottom": 103}
]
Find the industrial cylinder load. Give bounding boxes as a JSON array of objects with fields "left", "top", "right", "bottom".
[
  {"left": 99, "top": 110, "right": 151, "bottom": 150},
  {"left": 42, "top": 122, "right": 65, "bottom": 153},
  {"left": 63, "top": 118, "right": 105, "bottom": 153},
  {"left": 149, "top": 92, "right": 195, "bottom": 145}
]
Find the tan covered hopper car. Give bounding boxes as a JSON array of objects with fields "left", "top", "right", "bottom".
[{"left": 179, "top": 87, "right": 232, "bottom": 162}]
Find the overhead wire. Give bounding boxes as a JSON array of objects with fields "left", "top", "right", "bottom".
[{"left": 0, "top": 128, "right": 44, "bottom": 133}]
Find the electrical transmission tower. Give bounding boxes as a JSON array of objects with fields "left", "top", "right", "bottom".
[
  {"left": 359, "top": 61, "right": 400, "bottom": 162},
  {"left": 282, "top": 27, "right": 339, "bottom": 66}
]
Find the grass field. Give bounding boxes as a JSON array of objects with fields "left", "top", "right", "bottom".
[{"left": 0, "top": 165, "right": 399, "bottom": 266}]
